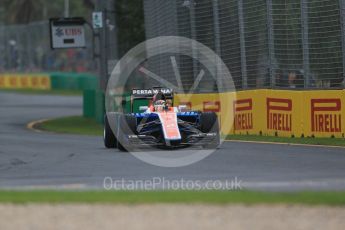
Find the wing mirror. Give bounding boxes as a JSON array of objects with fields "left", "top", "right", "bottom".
[
  {"left": 178, "top": 105, "right": 188, "bottom": 111},
  {"left": 139, "top": 106, "right": 148, "bottom": 112}
]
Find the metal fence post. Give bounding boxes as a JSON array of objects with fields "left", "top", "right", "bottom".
[
  {"left": 0, "top": 25, "right": 4, "bottom": 70},
  {"left": 16, "top": 27, "right": 21, "bottom": 70},
  {"left": 95, "top": 0, "right": 108, "bottom": 91},
  {"left": 212, "top": 0, "right": 221, "bottom": 57},
  {"left": 26, "top": 25, "right": 33, "bottom": 70},
  {"left": 301, "top": 0, "right": 310, "bottom": 88},
  {"left": 212, "top": 0, "right": 223, "bottom": 90},
  {"left": 339, "top": 0, "right": 345, "bottom": 85},
  {"left": 266, "top": 0, "right": 275, "bottom": 87},
  {"left": 4, "top": 26, "right": 9, "bottom": 69},
  {"left": 105, "top": 0, "right": 118, "bottom": 76},
  {"left": 190, "top": 0, "right": 198, "bottom": 85},
  {"left": 238, "top": 0, "right": 247, "bottom": 89}
]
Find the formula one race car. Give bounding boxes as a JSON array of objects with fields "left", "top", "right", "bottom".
[{"left": 104, "top": 88, "right": 220, "bottom": 151}]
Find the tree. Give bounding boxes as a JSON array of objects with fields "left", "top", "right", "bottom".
[
  {"left": 1, "top": 0, "right": 92, "bottom": 24},
  {"left": 115, "top": 0, "right": 145, "bottom": 57}
]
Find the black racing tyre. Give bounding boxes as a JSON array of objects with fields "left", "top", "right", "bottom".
[
  {"left": 104, "top": 114, "right": 117, "bottom": 148},
  {"left": 200, "top": 112, "right": 219, "bottom": 133},
  {"left": 125, "top": 114, "right": 137, "bottom": 134},
  {"left": 199, "top": 112, "right": 220, "bottom": 148},
  {"left": 117, "top": 114, "right": 137, "bottom": 151}
]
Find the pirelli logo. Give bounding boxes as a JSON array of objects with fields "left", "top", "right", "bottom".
[
  {"left": 233, "top": 99, "right": 253, "bottom": 130},
  {"left": 177, "top": 101, "right": 220, "bottom": 113},
  {"left": 203, "top": 101, "right": 221, "bottom": 112},
  {"left": 267, "top": 98, "right": 292, "bottom": 131},
  {"left": 178, "top": 102, "right": 192, "bottom": 110},
  {"left": 311, "top": 99, "right": 341, "bottom": 133}
]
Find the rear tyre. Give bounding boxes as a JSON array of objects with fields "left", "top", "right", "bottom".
[
  {"left": 199, "top": 112, "right": 220, "bottom": 148},
  {"left": 104, "top": 114, "right": 117, "bottom": 148},
  {"left": 117, "top": 114, "right": 137, "bottom": 151}
]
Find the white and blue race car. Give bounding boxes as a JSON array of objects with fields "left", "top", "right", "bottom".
[{"left": 104, "top": 88, "right": 220, "bottom": 151}]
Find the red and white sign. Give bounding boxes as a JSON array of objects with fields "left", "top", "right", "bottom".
[
  {"left": 267, "top": 98, "right": 292, "bottom": 131},
  {"left": 311, "top": 99, "right": 342, "bottom": 133},
  {"left": 203, "top": 101, "right": 221, "bottom": 112},
  {"left": 233, "top": 99, "right": 253, "bottom": 130},
  {"left": 50, "top": 18, "right": 86, "bottom": 49}
]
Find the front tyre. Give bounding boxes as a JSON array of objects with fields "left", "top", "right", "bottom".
[
  {"left": 104, "top": 114, "right": 117, "bottom": 148},
  {"left": 117, "top": 114, "right": 137, "bottom": 151},
  {"left": 199, "top": 112, "right": 220, "bottom": 148}
]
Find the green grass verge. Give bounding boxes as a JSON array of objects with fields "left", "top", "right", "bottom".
[
  {"left": 227, "top": 134, "right": 345, "bottom": 147},
  {"left": 37, "top": 116, "right": 103, "bottom": 136},
  {"left": 37, "top": 116, "right": 345, "bottom": 147},
  {"left": 0, "top": 88, "right": 82, "bottom": 96},
  {"left": 0, "top": 190, "right": 345, "bottom": 205}
]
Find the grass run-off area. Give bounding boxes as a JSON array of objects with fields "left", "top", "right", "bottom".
[
  {"left": 37, "top": 116, "right": 103, "bottom": 136},
  {"left": 0, "top": 88, "right": 82, "bottom": 96},
  {"left": 227, "top": 134, "right": 345, "bottom": 147},
  {"left": 0, "top": 190, "right": 345, "bottom": 205},
  {"left": 38, "top": 116, "right": 345, "bottom": 147}
]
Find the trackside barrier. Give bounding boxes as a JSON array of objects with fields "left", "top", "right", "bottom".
[
  {"left": 50, "top": 72, "right": 98, "bottom": 90},
  {"left": 174, "top": 89, "right": 345, "bottom": 138},
  {"left": 0, "top": 73, "right": 98, "bottom": 91},
  {"left": 83, "top": 90, "right": 109, "bottom": 124},
  {"left": 302, "top": 90, "right": 345, "bottom": 138},
  {"left": 0, "top": 74, "right": 51, "bottom": 90},
  {"left": 95, "top": 90, "right": 105, "bottom": 124},
  {"left": 83, "top": 90, "right": 96, "bottom": 118}
]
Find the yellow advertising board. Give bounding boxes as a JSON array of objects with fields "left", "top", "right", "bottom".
[
  {"left": 302, "top": 90, "right": 344, "bottom": 138},
  {"left": 29, "top": 75, "right": 51, "bottom": 90},
  {"left": 264, "top": 90, "right": 304, "bottom": 137},
  {"left": 175, "top": 89, "right": 344, "bottom": 138},
  {"left": 174, "top": 92, "right": 236, "bottom": 135},
  {"left": 231, "top": 90, "right": 265, "bottom": 135},
  {"left": 0, "top": 75, "right": 6, "bottom": 88},
  {"left": 0, "top": 74, "right": 51, "bottom": 90}
]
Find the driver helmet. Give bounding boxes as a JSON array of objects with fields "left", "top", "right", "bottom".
[{"left": 153, "top": 91, "right": 166, "bottom": 112}]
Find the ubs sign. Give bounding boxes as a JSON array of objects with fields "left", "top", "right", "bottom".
[{"left": 50, "top": 17, "right": 86, "bottom": 49}]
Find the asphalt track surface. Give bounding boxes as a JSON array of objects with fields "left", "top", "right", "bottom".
[{"left": 1, "top": 92, "right": 345, "bottom": 191}]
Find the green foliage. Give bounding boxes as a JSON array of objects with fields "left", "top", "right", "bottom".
[
  {"left": 115, "top": 0, "right": 146, "bottom": 57},
  {"left": 1, "top": 0, "right": 92, "bottom": 24}
]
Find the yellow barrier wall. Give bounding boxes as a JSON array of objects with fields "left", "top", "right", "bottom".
[
  {"left": 231, "top": 90, "right": 265, "bottom": 135},
  {"left": 264, "top": 90, "right": 304, "bottom": 137},
  {"left": 0, "top": 74, "right": 51, "bottom": 90},
  {"left": 175, "top": 89, "right": 345, "bottom": 138},
  {"left": 174, "top": 93, "right": 235, "bottom": 135},
  {"left": 302, "top": 90, "right": 344, "bottom": 138}
]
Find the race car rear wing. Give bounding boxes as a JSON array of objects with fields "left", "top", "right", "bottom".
[
  {"left": 131, "top": 88, "right": 173, "bottom": 99},
  {"left": 130, "top": 88, "right": 174, "bottom": 113}
]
